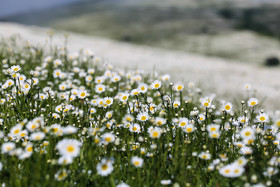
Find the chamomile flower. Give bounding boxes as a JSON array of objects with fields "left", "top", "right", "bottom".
[
  {"left": 58, "top": 156, "right": 74, "bottom": 165},
  {"left": 240, "top": 126, "right": 255, "bottom": 140},
  {"left": 256, "top": 112, "right": 269, "bottom": 123},
  {"left": 155, "top": 117, "right": 166, "bottom": 126},
  {"left": 173, "top": 83, "right": 184, "bottom": 92},
  {"left": 201, "top": 97, "right": 212, "bottom": 108},
  {"left": 137, "top": 112, "right": 149, "bottom": 122},
  {"left": 207, "top": 124, "right": 220, "bottom": 133},
  {"left": 173, "top": 100, "right": 180, "bottom": 108},
  {"left": 95, "top": 84, "right": 105, "bottom": 94},
  {"left": 138, "top": 83, "right": 148, "bottom": 93},
  {"left": 238, "top": 116, "right": 248, "bottom": 124},
  {"left": 102, "top": 133, "right": 115, "bottom": 145},
  {"left": 11, "top": 65, "right": 21, "bottom": 73},
  {"left": 198, "top": 152, "right": 211, "bottom": 160},
  {"left": 2, "top": 142, "right": 16, "bottom": 153},
  {"left": 151, "top": 80, "right": 162, "bottom": 90},
  {"left": 97, "top": 159, "right": 114, "bottom": 176},
  {"left": 184, "top": 124, "right": 195, "bottom": 133},
  {"left": 78, "top": 90, "right": 88, "bottom": 99},
  {"left": 149, "top": 127, "right": 162, "bottom": 139},
  {"left": 56, "top": 139, "right": 82, "bottom": 158},
  {"left": 160, "top": 180, "right": 172, "bottom": 185},
  {"left": 248, "top": 98, "right": 258, "bottom": 107},
  {"left": 222, "top": 102, "right": 233, "bottom": 113},
  {"left": 30, "top": 132, "right": 45, "bottom": 141},
  {"left": 131, "top": 156, "right": 144, "bottom": 168},
  {"left": 129, "top": 123, "right": 141, "bottom": 133},
  {"left": 178, "top": 118, "right": 188, "bottom": 128}
]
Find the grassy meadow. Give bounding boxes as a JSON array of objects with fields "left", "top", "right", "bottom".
[{"left": 0, "top": 35, "right": 280, "bottom": 186}]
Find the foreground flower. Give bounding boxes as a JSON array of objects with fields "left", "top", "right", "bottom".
[
  {"left": 198, "top": 152, "right": 211, "bottom": 160},
  {"left": 137, "top": 112, "right": 149, "bottom": 122},
  {"left": 151, "top": 80, "right": 162, "bottom": 90},
  {"left": 219, "top": 164, "right": 245, "bottom": 178},
  {"left": 149, "top": 127, "right": 162, "bottom": 138},
  {"left": 56, "top": 139, "right": 82, "bottom": 158},
  {"left": 131, "top": 156, "right": 144, "bottom": 168},
  {"left": 248, "top": 98, "right": 258, "bottom": 107},
  {"left": 161, "top": 180, "right": 172, "bottom": 185},
  {"left": 102, "top": 133, "right": 115, "bottom": 145},
  {"left": 97, "top": 159, "right": 114, "bottom": 176},
  {"left": 256, "top": 112, "right": 269, "bottom": 123}
]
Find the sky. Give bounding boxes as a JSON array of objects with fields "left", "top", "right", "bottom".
[{"left": 0, "top": 0, "right": 84, "bottom": 17}]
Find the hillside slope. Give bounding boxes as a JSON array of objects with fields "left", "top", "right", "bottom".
[{"left": 0, "top": 22, "right": 279, "bottom": 111}]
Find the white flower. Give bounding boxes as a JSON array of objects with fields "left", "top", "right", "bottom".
[
  {"left": 184, "top": 124, "right": 195, "bottom": 133},
  {"left": 256, "top": 112, "right": 269, "bottom": 123},
  {"left": 137, "top": 112, "right": 149, "bottom": 122},
  {"left": 63, "top": 126, "right": 78, "bottom": 135},
  {"left": 149, "top": 127, "right": 162, "bottom": 139},
  {"left": 201, "top": 97, "right": 212, "bottom": 108},
  {"left": 30, "top": 132, "right": 45, "bottom": 141},
  {"left": 102, "top": 133, "right": 115, "bottom": 144},
  {"left": 173, "top": 83, "right": 184, "bottom": 91},
  {"left": 222, "top": 102, "right": 233, "bottom": 112},
  {"left": 2, "top": 142, "right": 16, "bottom": 153},
  {"left": 58, "top": 156, "right": 74, "bottom": 165},
  {"left": 131, "top": 156, "right": 144, "bottom": 168},
  {"left": 56, "top": 139, "right": 82, "bottom": 158},
  {"left": 97, "top": 159, "right": 114, "bottom": 176},
  {"left": 248, "top": 98, "right": 258, "bottom": 107},
  {"left": 160, "top": 180, "right": 172, "bottom": 185},
  {"left": 116, "top": 182, "right": 130, "bottom": 187},
  {"left": 11, "top": 65, "right": 21, "bottom": 72},
  {"left": 129, "top": 123, "right": 141, "bottom": 133},
  {"left": 151, "top": 80, "right": 162, "bottom": 90},
  {"left": 95, "top": 84, "right": 105, "bottom": 94},
  {"left": 240, "top": 126, "right": 255, "bottom": 140},
  {"left": 78, "top": 90, "right": 88, "bottom": 99},
  {"left": 198, "top": 152, "right": 211, "bottom": 160}
]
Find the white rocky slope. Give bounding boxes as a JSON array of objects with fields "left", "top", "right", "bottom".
[{"left": 0, "top": 22, "right": 279, "bottom": 111}]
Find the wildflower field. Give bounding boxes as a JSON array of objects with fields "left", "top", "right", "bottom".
[{"left": 0, "top": 38, "right": 280, "bottom": 187}]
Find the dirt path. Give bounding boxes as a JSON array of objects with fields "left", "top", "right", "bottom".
[{"left": 0, "top": 22, "right": 279, "bottom": 111}]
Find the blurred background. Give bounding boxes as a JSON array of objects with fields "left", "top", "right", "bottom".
[{"left": 1, "top": 0, "right": 280, "bottom": 66}]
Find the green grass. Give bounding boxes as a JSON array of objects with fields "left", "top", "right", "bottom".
[{"left": 0, "top": 36, "right": 280, "bottom": 186}]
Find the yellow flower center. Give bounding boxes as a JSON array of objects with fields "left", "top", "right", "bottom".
[
  {"left": 101, "top": 164, "right": 108, "bottom": 170},
  {"left": 260, "top": 116, "right": 265, "bottom": 121},
  {"left": 204, "top": 102, "right": 209, "bottom": 107},
  {"left": 245, "top": 132, "right": 251, "bottom": 136},
  {"left": 27, "top": 146, "right": 33, "bottom": 152},
  {"left": 105, "top": 137, "right": 112, "bottom": 142},
  {"left": 177, "top": 85, "right": 182, "bottom": 90},
  {"left": 210, "top": 127, "right": 216, "bottom": 131},
  {"left": 141, "top": 116, "right": 147, "bottom": 121},
  {"left": 225, "top": 105, "right": 231, "bottom": 110},
  {"left": 67, "top": 146, "right": 75, "bottom": 152},
  {"left": 152, "top": 131, "right": 159, "bottom": 137},
  {"left": 186, "top": 127, "right": 193, "bottom": 132},
  {"left": 251, "top": 101, "right": 256, "bottom": 106},
  {"left": 134, "top": 161, "right": 140, "bottom": 166},
  {"left": 132, "top": 127, "right": 137, "bottom": 131},
  {"left": 225, "top": 169, "right": 230, "bottom": 174},
  {"left": 154, "top": 83, "right": 159, "bottom": 88},
  {"left": 180, "top": 122, "right": 186, "bottom": 127},
  {"left": 14, "top": 129, "right": 20, "bottom": 134}
]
